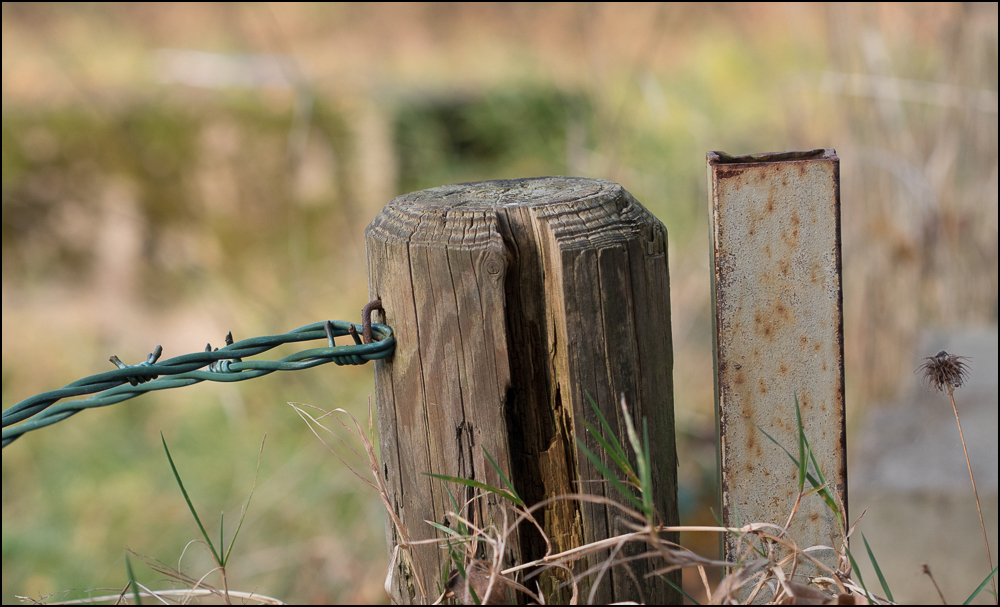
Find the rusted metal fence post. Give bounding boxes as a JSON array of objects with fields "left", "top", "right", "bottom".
[
  {"left": 366, "top": 177, "right": 679, "bottom": 604},
  {"left": 707, "top": 150, "right": 847, "bottom": 578}
]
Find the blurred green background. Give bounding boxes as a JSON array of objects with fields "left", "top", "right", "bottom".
[{"left": 2, "top": 3, "right": 997, "bottom": 604}]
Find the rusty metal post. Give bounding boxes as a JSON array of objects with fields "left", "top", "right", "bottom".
[{"left": 707, "top": 150, "right": 847, "bottom": 575}]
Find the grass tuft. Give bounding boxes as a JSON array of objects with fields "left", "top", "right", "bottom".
[{"left": 301, "top": 393, "right": 914, "bottom": 604}]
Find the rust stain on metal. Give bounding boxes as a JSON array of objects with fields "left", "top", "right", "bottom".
[{"left": 707, "top": 149, "right": 847, "bottom": 576}]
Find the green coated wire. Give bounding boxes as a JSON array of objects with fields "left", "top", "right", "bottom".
[{"left": 1, "top": 319, "right": 394, "bottom": 448}]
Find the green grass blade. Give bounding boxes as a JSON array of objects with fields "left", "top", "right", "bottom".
[
  {"left": 802, "top": 433, "right": 841, "bottom": 524},
  {"left": 583, "top": 418, "right": 639, "bottom": 484},
  {"left": 429, "top": 521, "right": 463, "bottom": 538},
  {"left": 751, "top": 421, "right": 802, "bottom": 471},
  {"left": 448, "top": 542, "right": 481, "bottom": 606},
  {"left": 444, "top": 485, "right": 469, "bottom": 536},
  {"left": 793, "top": 395, "right": 841, "bottom": 520},
  {"left": 445, "top": 484, "right": 460, "bottom": 510},
  {"left": 219, "top": 512, "right": 225, "bottom": 563},
  {"left": 424, "top": 473, "right": 522, "bottom": 506},
  {"left": 750, "top": 419, "right": 839, "bottom": 518},
  {"left": 429, "top": 522, "right": 483, "bottom": 545},
  {"left": 794, "top": 396, "right": 832, "bottom": 500},
  {"left": 963, "top": 564, "right": 999, "bottom": 605},
  {"left": 618, "top": 395, "right": 647, "bottom": 496},
  {"left": 223, "top": 434, "right": 266, "bottom": 565},
  {"left": 586, "top": 391, "right": 630, "bottom": 466},
  {"left": 803, "top": 427, "right": 829, "bottom": 492},
  {"left": 801, "top": 484, "right": 830, "bottom": 499},
  {"left": 575, "top": 436, "right": 647, "bottom": 513},
  {"left": 862, "top": 533, "right": 894, "bottom": 602},
  {"left": 709, "top": 507, "right": 724, "bottom": 528},
  {"left": 804, "top": 439, "right": 840, "bottom": 519},
  {"left": 846, "top": 547, "right": 872, "bottom": 603},
  {"left": 752, "top": 421, "right": 823, "bottom": 489},
  {"left": 160, "top": 432, "right": 220, "bottom": 564},
  {"left": 795, "top": 394, "right": 807, "bottom": 494},
  {"left": 125, "top": 553, "right": 142, "bottom": 606},
  {"left": 806, "top": 441, "right": 827, "bottom": 488},
  {"left": 483, "top": 447, "right": 522, "bottom": 505},
  {"left": 662, "top": 574, "right": 699, "bottom": 605}
]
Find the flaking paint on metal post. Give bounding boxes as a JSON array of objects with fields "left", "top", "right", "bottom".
[{"left": 707, "top": 150, "right": 847, "bottom": 578}]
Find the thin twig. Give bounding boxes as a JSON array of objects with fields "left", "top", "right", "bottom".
[{"left": 923, "top": 564, "right": 948, "bottom": 605}]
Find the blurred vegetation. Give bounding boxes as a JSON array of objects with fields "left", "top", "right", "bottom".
[
  {"left": 2, "top": 2, "right": 997, "bottom": 604},
  {"left": 395, "top": 89, "right": 591, "bottom": 192}
]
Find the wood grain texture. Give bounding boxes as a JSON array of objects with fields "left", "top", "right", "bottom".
[{"left": 366, "top": 177, "right": 678, "bottom": 604}]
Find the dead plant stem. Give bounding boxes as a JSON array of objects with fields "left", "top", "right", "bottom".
[
  {"left": 923, "top": 564, "right": 948, "bottom": 605},
  {"left": 220, "top": 567, "right": 231, "bottom": 606},
  {"left": 948, "top": 386, "right": 997, "bottom": 602}
]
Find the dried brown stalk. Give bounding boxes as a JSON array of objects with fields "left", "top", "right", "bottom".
[{"left": 918, "top": 351, "right": 997, "bottom": 602}]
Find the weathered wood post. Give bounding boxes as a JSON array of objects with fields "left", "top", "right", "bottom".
[
  {"left": 366, "top": 177, "right": 679, "bottom": 604},
  {"left": 707, "top": 150, "right": 847, "bottom": 579}
]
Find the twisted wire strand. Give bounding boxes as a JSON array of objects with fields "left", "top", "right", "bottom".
[{"left": 1, "top": 320, "right": 394, "bottom": 448}]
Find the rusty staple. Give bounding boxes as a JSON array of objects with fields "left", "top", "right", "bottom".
[{"left": 362, "top": 299, "right": 383, "bottom": 345}]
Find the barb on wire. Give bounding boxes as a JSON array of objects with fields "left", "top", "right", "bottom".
[{"left": 2, "top": 310, "right": 394, "bottom": 448}]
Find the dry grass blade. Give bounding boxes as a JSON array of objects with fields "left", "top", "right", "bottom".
[
  {"left": 291, "top": 398, "right": 428, "bottom": 600},
  {"left": 754, "top": 532, "right": 842, "bottom": 580},
  {"left": 586, "top": 540, "right": 627, "bottom": 604},
  {"left": 145, "top": 557, "right": 226, "bottom": 600},
  {"left": 448, "top": 514, "right": 506, "bottom": 605},
  {"left": 45, "top": 588, "right": 286, "bottom": 605},
  {"left": 441, "top": 563, "right": 504, "bottom": 605},
  {"left": 699, "top": 565, "right": 713, "bottom": 601},
  {"left": 744, "top": 546, "right": 780, "bottom": 603},
  {"left": 385, "top": 544, "right": 401, "bottom": 601},
  {"left": 310, "top": 393, "right": 878, "bottom": 605},
  {"left": 777, "top": 580, "right": 866, "bottom": 605},
  {"left": 126, "top": 548, "right": 227, "bottom": 602},
  {"left": 430, "top": 501, "right": 543, "bottom": 606},
  {"left": 770, "top": 564, "right": 797, "bottom": 603},
  {"left": 286, "top": 402, "right": 378, "bottom": 491},
  {"left": 711, "top": 557, "right": 770, "bottom": 604}
]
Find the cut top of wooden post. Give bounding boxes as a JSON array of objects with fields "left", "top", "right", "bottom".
[
  {"left": 367, "top": 177, "right": 657, "bottom": 248},
  {"left": 707, "top": 150, "right": 847, "bottom": 573}
]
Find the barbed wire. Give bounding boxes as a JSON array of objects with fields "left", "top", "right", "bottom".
[{"left": 2, "top": 312, "right": 394, "bottom": 448}]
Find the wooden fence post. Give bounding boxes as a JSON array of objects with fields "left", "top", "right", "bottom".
[
  {"left": 366, "top": 177, "right": 679, "bottom": 604},
  {"left": 707, "top": 150, "right": 847, "bottom": 582}
]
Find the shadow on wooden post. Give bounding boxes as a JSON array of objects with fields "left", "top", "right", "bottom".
[{"left": 366, "top": 177, "right": 679, "bottom": 604}]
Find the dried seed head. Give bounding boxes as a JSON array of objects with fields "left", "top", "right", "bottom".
[{"left": 917, "top": 350, "right": 970, "bottom": 392}]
